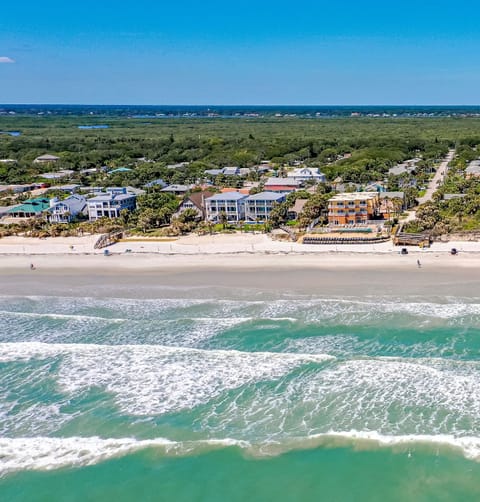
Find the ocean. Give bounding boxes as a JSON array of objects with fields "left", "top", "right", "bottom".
[{"left": 1, "top": 289, "right": 480, "bottom": 500}]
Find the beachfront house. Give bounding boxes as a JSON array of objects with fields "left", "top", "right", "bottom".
[
  {"left": 287, "top": 198, "right": 308, "bottom": 220},
  {"left": 244, "top": 192, "right": 286, "bottom": 222},
  {"left": 328, "top": 192, "right": 380, "bottom": 226},
  {"left": 205, "top": 192, "right": 247, "bottom": 223},
  {"left": 264, "top": 177, "right": 301, "bottom": 193},
  {"left": 286, "top": 167, "right": 326, "bottom": 183},
  {"left": 48, "top": 194, "right": 87, "bottom": 223},
  {"left": 7, "top": 198, "right": 51, "bottom": 218},
  {"left": 87, "top": 188, "right": 136, "bottom": 221},
  {"left": 173, "top": 190, "right": 213, "bottom": 221}
]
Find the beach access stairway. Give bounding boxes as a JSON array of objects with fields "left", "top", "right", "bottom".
[{"left": 94, "top": 230, "right": 125, "bottom": 249}]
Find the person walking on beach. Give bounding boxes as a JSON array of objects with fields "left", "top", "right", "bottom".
[{"left": 417, "top": 259, "right": 421, "bottom": 268}]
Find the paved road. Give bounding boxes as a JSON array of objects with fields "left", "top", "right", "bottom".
[
  {"left": 416, "top": 148, "right": 455, "bottom": 205},
  {"left": 403, "top": 149, "right": 455, "bottom": 223}
]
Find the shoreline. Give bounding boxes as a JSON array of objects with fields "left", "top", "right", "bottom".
[{"left": 1, "top": 234, "right": 480, "bottom": 298}]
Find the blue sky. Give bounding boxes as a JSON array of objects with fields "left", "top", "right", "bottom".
[{"left": 1, "top": 0, "right": 480, "bottom": 104}]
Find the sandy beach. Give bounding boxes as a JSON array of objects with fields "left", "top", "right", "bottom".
[{"left": 0, "top": 233, "right": 479, "bottom": 298}]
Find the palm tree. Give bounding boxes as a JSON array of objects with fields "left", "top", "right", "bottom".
[{"left": 218, "top": 211, "right": 228, "bottom": 230}]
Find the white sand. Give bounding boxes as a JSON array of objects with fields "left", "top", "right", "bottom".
[
  {"left": 0, "top": 233, "right": 479, "bottom": 299},
  {"left": 0, "top": 232, "right": 478, "bottom": 257}
]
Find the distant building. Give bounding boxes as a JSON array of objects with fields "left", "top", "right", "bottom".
[
  {"left": 107, "top": 186, "right": 145, "bottom": 196},
  {"left": 204, "top": 167, "right": 241, "bottom": 177},
  {"left": 264, "top": 177, "right": 301, "bottom": 193},
  {"left": 87, "top": 188, "right": 136, "bottom": 221},
  {"left": 48, "top": 194, "right": 87, "bottom": 223},
  {"left": 205, "top": 192, "right": 248, "bottom": 223},
  {"left": 0, "top": 184, "right": 35, "bottom": 193},
  {"left": 388, "top": 158, "right": 420, "bottom": 177},
  {"left": 245, "top": 192, "right": 286, "bottom": 222},
  {"left": 40, "top": 170, "right": 74, "bottom": 180},
  {"left": 443, "top": 194, "right": 467, "bottom": 201},
  {"left": 220, "top": 187, "right": 250, "bottom": 195},
  {"left": 161, "top": 184, "right": 191, "bottom": 195},
  {"left": 328, "top": 192, "right": 380, "bottom": 225},
  {"left": 166, "top": 162, "right": 190, "bottom": 169},
  {"left": 144, "top": 179, "right": 167, "bottom": 189},
  {"left": 47, "top": 184, "right": 81, "bottom": 194},
  {"left": 109, "top": 167, "right": 133, "bottom": 174},
  {"left": 364, "top": 182, "right": 387, "bottom": 193},
  {"left": 466, "top": 161, "right": 480, "bottom": 178},
  {"left": 34, "top": 154, "right": 60, "bottom": 164},
  {"left": 286, "top": 167, "right": 326, "bottom": 183},
  {"left": 379, "top": 192, "right": 405, "bottom": 220}
]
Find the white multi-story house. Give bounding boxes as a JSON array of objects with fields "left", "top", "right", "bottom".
[
  {"left": 244, "top": 192, "right": 286, "bottom": 222},
  {"left": 286, "top": 167, "right": 326, "bottom": 183},
  {"left": 205, "top": 192, "right": 248, "bottom": 223},
  {"left": 87, "top": 188, "right": 136, "bottom": 221},
  {"left": 48, "top": 194, "right": 87, "bottom": 223}
]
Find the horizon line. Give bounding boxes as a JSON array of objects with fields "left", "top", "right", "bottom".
[{"left": 2, "top": 103, "right": 480, "bottom": 107}]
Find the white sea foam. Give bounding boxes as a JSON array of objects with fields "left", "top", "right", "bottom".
[
  {"left": 1, "top": 432, "right": 480, "bottom": 475},
  {"left": 4, "top": 294, "right": 480, "bottom": 323},
  {"left": 0, "top": 343, "right": 333, "bottom": 416},
  {"left": 0, "top": 310, "right": 126, "bottom": 323},
  {"left": 199, "top": 357, "right": 480, "bottom": 439}
]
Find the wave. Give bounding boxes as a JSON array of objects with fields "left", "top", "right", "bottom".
[
  {"left": 4, "top": 294, "right": 480, "bottom": 322},
  {"left": 1, "top": 431, "right": 480, "bottom": 475},
  {"left": 2, "top": 344, "right": 480, "bottom": 438},
  {"left": 0, "top": 310, "right": 127, "bottom": 323},
  {"left": 0, "top": 342, "right": 334, "bottom": 416}
]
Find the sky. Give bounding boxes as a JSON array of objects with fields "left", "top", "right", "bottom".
[{"left": 1, "top": 0, "right": 480, "bottom": 105}]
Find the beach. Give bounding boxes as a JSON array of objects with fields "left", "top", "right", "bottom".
[
  {"left": 2, "top": 234, "right": 480, "bottom": 500},
  {"left": 1, "top": 233, "right": 479, "bottom": 297}
]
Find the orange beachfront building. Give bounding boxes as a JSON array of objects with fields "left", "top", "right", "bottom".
[{"left": 328, "top": 192, "right": 380, "bottom": 225}]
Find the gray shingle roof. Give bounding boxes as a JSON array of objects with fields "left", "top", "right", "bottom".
[
  {"left": 206, "top": 192, "right": 248, "bottom": 201},
  {"left": 246, "top": 191, "right": 286, "bottom": 201},
  {"left": 264, "top": 177, "right": 300, "bottom": 186}
]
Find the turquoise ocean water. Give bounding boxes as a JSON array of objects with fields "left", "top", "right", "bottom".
[{"left": 1, "top": 292, "right": 480, "bottom": 500}]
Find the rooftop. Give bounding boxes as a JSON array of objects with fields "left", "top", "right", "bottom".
[
  {"left": 379, "top": 192, "right": 405, "bottom": 199},
  {"left": 35, "top": 154, "right": 60, "bottom": 161},
  {"left": 7, "top": 198, "right": 51, "bottom": 214},
  {"left": 206, "top": 192, "right": 248, "bottom": 201},
  {"left": 161, "top": 184, "right": 190, "bottom": 192},
  {"left": 265, "top": 177, "right": 301, "bottom": 186},
  {"left": 87, "top": 193, "right": 135, "bottom": 202},
  {"left": 329, "top": 192, "right": 379, "bottom": 202},
  {"left": 246, "top": 191, "right": 286, "bottom": 201}
]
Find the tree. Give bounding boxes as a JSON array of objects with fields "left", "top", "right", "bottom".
[{"left": 218, "top": 211, "right": 228, "bottom": 229}]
